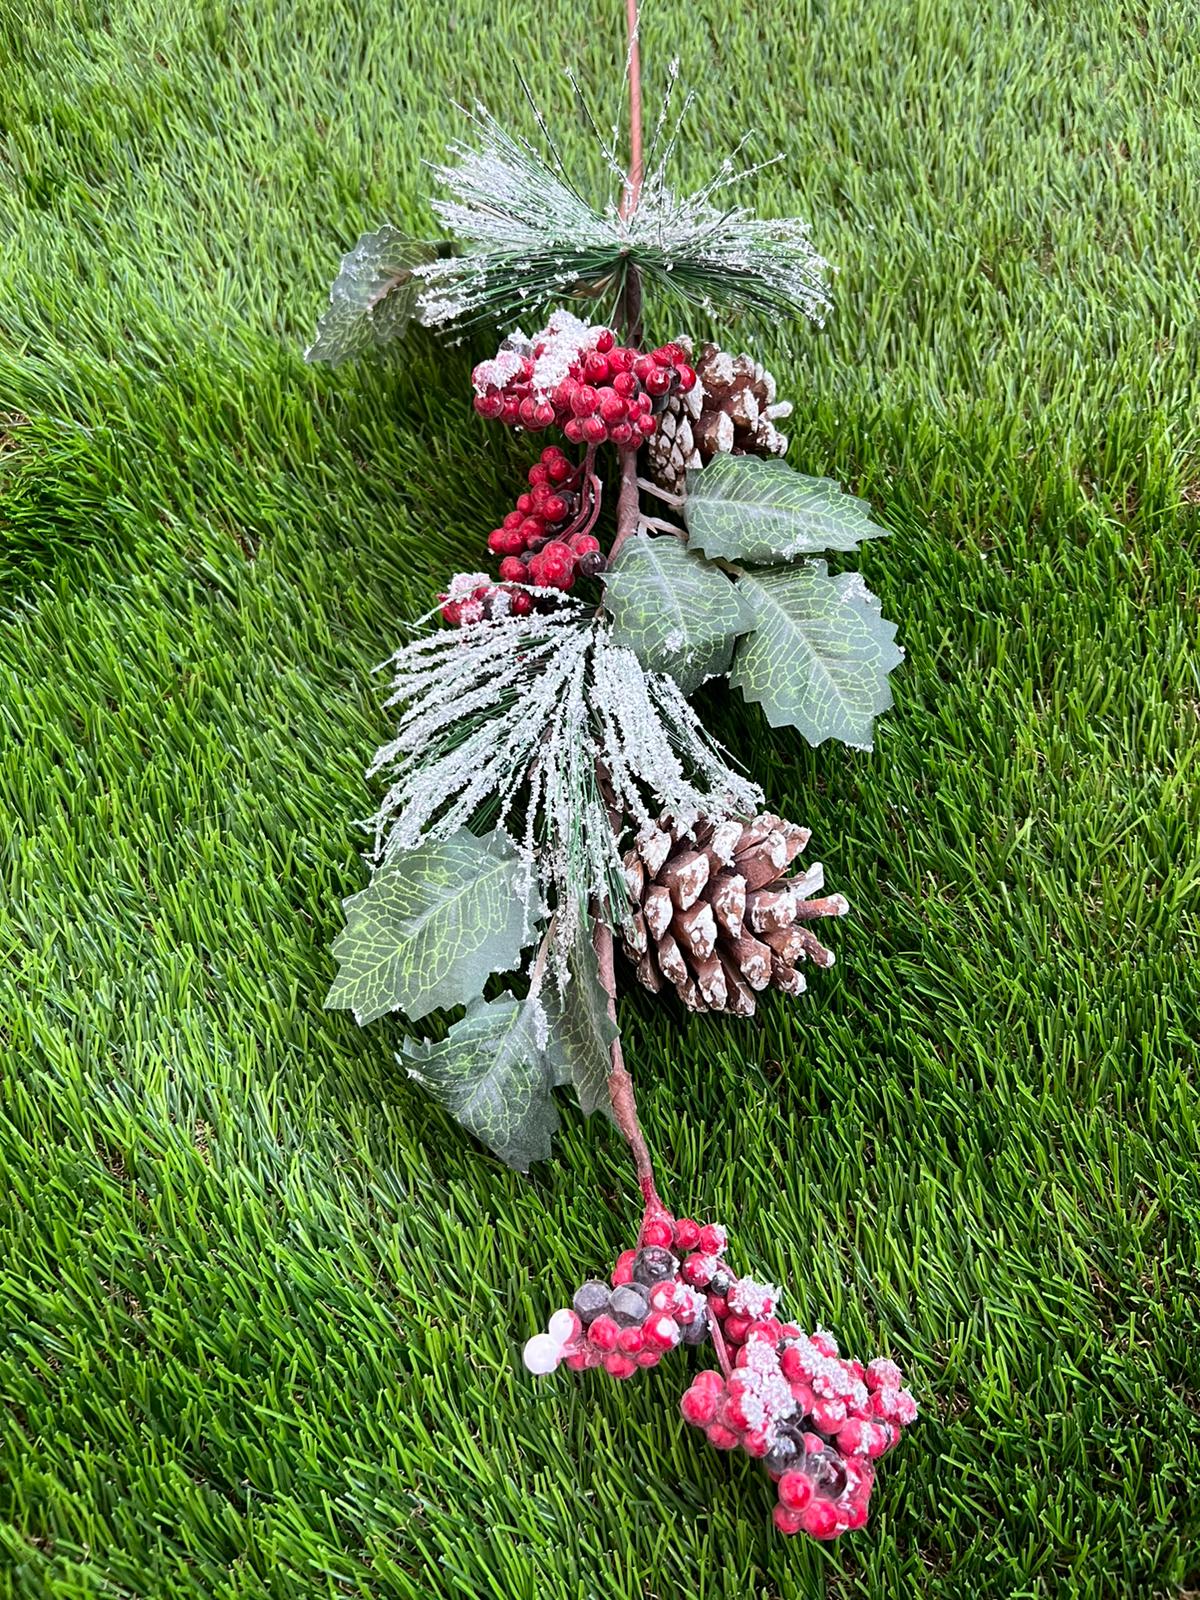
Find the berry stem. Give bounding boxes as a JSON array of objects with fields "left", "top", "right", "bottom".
[{"left": 709, "top": 1307, "right": 734, "bottom": 1379}]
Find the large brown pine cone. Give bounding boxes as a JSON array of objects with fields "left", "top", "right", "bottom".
[
  {"left": 619, "top": 813, "right": 848, "bottom": 1015},
  {"left": 645, "top": 340, "right": 794, "bottom": 497}
]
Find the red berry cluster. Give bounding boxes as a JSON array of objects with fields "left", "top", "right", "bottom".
[
  {"left": 487, "top": 446, "right": 605, "bottom": 592},
  {"left": 471, "top": 314, "right": 696, "bottom": 448},
  {"left": 680, "top": 1330, "right": 915, "bottom": 1540},
  {"left": 436, "top": 571, "right": 533, "bottom": 628},
  {"left": 523, "top": 1208, "right": 916, "bottom": 1541}
]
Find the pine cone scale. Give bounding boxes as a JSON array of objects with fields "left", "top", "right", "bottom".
[
  {"left": 644, "top": 340, "right": 793, "bottom": 496},
  {"left": 621, "top": 813, "right": 846, "bottom": 1013}
]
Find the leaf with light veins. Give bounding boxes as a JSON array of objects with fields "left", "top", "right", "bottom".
[
  {"left": 306, "top": 226, "right": 435, "bottom": 366},
  {"left": 685, "top": 455, "right": 889, "bottom": 565},
  {"left": 399, "top": 996, "right": 557, "bottom": 1171},
  {"left": 543, "top": 924, "right": 617, "bottom": 1119},
  {"left": 326, "top": 829, "right": 537, "bottom": 1025},
  {"left": 603, "top": 535, "right": 755, "bottom": 692},
  {"left": 732, "top": 562, "right": 903, "bottom": 749}
]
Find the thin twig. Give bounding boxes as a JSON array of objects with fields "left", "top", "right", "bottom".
[{"left": 637, "top": 477, "right": 684, "bottom": 507}]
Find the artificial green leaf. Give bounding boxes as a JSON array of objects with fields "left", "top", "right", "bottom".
[
  {"left": 399, "top": 996, "right": 557, "bottom": 1171},
  {"left": 732, "top": 562, "right": 903, "bottom": 748},
  {"left": 603, "top": 534, "right": 756, "bottom": 692},
  {"left": 543, "top": 926, "right": 617, "bottom": 1119},
  {"left": 306, "top": 226, "right": 434, "bottom": 366},
  {"left": 326, "top": 829, "right": 537, "bottom": 1025},
  {"left": 685, "top": 455, "right": 889, "bottom": 565}
]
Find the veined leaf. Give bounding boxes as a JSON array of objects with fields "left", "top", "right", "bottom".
[
  {"left": 306, "top": 226, "right": 434, "bottom": 366},
  {"left": 685, "top": 455, "right": 889, "bottom": 565},
  {"left": 326, "top": 829, "right": 537, "bottom": 1025},
  {"left": 732, "top": 562, "right": 903, "bottom": 749},
  {"left": 543, "top": 925, "right": 617, "bottom": 1119},
  {"left": 603, "top": 535, "right": 755, "bottom": 693},
  {"left": 400, "top": 996, "right": 557, "bottom": 1171}
]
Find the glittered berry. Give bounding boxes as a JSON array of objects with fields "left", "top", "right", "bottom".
[
  {"left": 698, "top": 1224, "right": 726, "bottom": 1255},
  {"left": 675, "top": 362, "right": 697, "bottom": 392},
  {"left": 681, "top": 1253, "right": 716, "bottom": 1288},
  {"left": 641, "top": 1216, "right": 674, "bottom": 1249},
  {"left": 581, "top": 414, "right": 608, "bottom": 444},
  {"left": 603, "top": 1352, "right": 638, "bottom": 1380},
  {"left": 680, "top": 1309, "right": 710, "bottom": 1344},
  {"left": 643, "top": 1313, "right": 680, "bottom": 1350},
  {"left": 673, "top": 1218, "right": 701, "bottom": 1251},
  {"left": 723, "top": 1314, "right": 751, "bottom": 1345},
  {"left": 609, "top": 1285, "right": 651, "bottom": 1326},
  {"left": 778, "top": 1470, "right": 814, "bottom": 1512},
  {"left": 509, "top": 590, "right": 533, "bottom": 616},
  {"left": 866, "top": 1358, "right": 904, "bottom": 1391},
  {"left": 801, "top": 1501, "right": 841, "bottom": 1541},
  {"left": 772, "top": 1504, "right": 805, "bottom": 1536},
  {"left": 611, "top": 1249, "right": 637, "bottom": 1287},
  {"left": 680, "top": 1384, "right": 719, "bottom": 1426},
  {"left": 811, "top": 1397, "right": 847, "bottom": 1433},
  {"left": 498, "top": 557, "right": 527, "bottom": 583},
  {"left": 547, "top": 1308, "right": 581, "bottom": 1346},
  {"left": 633, "top": 1246, "right": 677, "bottom": 1286},
  {"left": 617, "top": 1324, "right": 646, "bottom": 1355},
  {"left": 836, "top": 1418, "right": 868, "bottom": 1456},
  {"left": 587, "top": 1315, "right": 620, "bottom": 1352},
  {"left": 542, "top": 495, "right": 568, "bottom": 523},
  {"left": 522, "top": 1333, "right": 562, "bottom": 1375},
  {"left": 635, "top": 1348, "right": 662, "bottom": 1367},
  {"left": 705, "top": 1423, "right": 740, "bottom": 1450}
]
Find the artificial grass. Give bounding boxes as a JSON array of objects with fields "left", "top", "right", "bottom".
[{"left": 1, "top": 0, "right": 1198, "bottom": 1594}]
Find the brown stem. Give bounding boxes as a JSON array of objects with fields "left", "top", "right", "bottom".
[
  {"left": 593, "top": 914, "right": 662, "bottom": 1217},
  {"left": 618, "top": 0, "right": 644, "bottom": 222},
  {"left": 589, "top": 0, "right": 665, "bottom": 1222}
]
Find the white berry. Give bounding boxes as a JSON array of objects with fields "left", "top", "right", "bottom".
[{"left": 522, "top": 1333, "right": 562, "bottom": 1375}]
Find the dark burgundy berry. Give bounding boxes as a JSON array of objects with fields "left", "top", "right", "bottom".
[
  {"left": 709, "top": 1268, "right": 732, "bottom": 1296},
  {"left": 573, "top": 1280, "right": 612, "bottom": 1325},
  {"left": 578, "top": 550, "right": 607, "bottom": 578},
  {"left": 608, "top": 1285, "right": 651, "bottom": 1326},
  {"left": 764, "top": 1433, "right": 799, "bottom": 1476},
  {"left": 681, "top": 1307, "right": 710, "bottom": 1344},
  {"left": 632, "top": 1247, "right": 677, "bottom": 1287}
]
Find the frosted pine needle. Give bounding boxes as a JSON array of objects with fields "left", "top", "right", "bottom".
[
  {"left": 414, "top": 88, "right": 832, "bottom": 333},
  {"left": 368, "top": 607, "right": 761, "bottom": 967}
]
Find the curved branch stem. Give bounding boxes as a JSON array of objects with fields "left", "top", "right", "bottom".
[
  {"left": 593, "top": 915, "right": 662, "bottom": 1216},
  {"left": 590, "top": 0, "right": 665, "bottom": 1223}
]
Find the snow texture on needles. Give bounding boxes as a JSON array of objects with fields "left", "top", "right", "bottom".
[{"left": 368, "top": 604, "right": 762, "bottom": 970}]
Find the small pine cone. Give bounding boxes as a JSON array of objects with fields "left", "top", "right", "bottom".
[
  {"left": 619, "top": 813, "right": 848, "bottom": 1014},
  {"left": 644, "top": 339, "right": 793, "bottom": 496}
]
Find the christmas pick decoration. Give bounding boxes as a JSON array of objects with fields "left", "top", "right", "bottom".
[{"left": 310, "top": 0, "right": 912, "bottom": 1542}]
